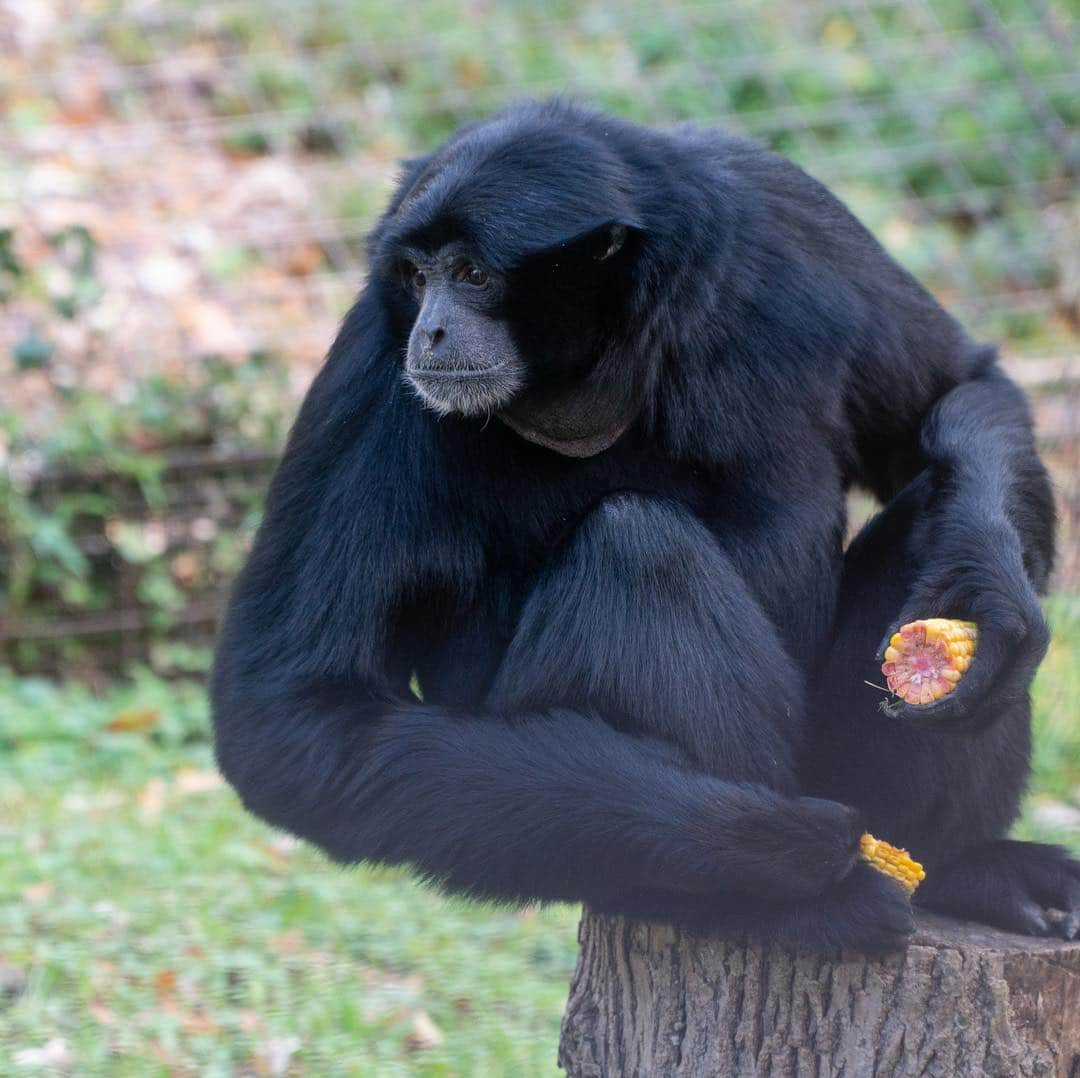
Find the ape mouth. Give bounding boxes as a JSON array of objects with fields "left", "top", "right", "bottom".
[
  {"left": 411, "top": 366, "right": 508, "bottom": 378},
  {"left": 405, "top": 364, "right": 523, "bottom": 417}
]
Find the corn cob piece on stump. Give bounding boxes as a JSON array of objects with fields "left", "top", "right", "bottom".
[
  {"left": 881, "top": 618, "right": 978, "bottom": 705},
  {"left": 859, "top": 834, "right": 926, "bottom": 894}
]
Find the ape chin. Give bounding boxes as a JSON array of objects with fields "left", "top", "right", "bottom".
[
  {"left": 405, "top": 364, "right": 524, "bottom": 418},
  {"left": 212, "top": 99, "right": 1068, "bottom": 954}
]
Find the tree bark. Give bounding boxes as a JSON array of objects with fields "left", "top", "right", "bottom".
[{"left": 559, "top": 911, "right": 1080, "bottom": 1077}]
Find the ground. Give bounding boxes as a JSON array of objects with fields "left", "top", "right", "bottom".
[{"left": 1, "top": 598, "right": 1077, "bottom": 1075}]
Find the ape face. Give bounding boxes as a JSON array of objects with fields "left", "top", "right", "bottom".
[
  {"left": 398, "top": 226, "right": 631, "bottom": 427},
  {"left": 399, "top": 243, "right": 525, "bottom": 418},
  {"left": 377, "top": 112, "right": 648, "bottom": 455}
]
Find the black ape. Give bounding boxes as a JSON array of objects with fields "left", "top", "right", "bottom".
[{"left": 212, "top": 101, "right": 1076, "bottom": 951}]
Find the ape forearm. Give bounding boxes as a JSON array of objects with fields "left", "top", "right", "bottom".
[
  {"left": 921, "top": 369, "right": 1040, "bottom": 503},
  {"left": 916, "top": 368, "right": 1055, "bottom": 588},
  {"left": 212, "top": 684, "right": 860, "bottom": 907}
]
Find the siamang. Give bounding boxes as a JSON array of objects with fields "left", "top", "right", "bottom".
[{"left": 212, "top": 100, "right": 1078, "bottom": 952}]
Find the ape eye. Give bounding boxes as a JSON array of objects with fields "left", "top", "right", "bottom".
[
  {"left": 400, "top": 262, "right": 425, "bottom": 291},
  {"left": 461, "top": 263, "right": 488, "bottom": 287}
]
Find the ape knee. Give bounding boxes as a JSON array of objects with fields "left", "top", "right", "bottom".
[{"left": 490, "top": 490, "right": 803, "bottom": 785}]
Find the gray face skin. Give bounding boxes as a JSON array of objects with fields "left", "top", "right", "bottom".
[
  {"left": 403, "top": 245, "right": 526, "bottom": 419},
  {"left": 403, "top": 232, "right": 639, "bottom": 457}
]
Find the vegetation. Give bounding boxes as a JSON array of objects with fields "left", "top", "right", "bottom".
[{"left": 1, "top": 599, "right": 1076, "bottom": 1074}]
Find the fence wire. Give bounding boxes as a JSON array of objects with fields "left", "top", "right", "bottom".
[
  {"left": 3, "top": 0, "right": 1077, "bottom": 386},
  {"left": 1, "top": 0, "right": 1079, "bottom": 653}
]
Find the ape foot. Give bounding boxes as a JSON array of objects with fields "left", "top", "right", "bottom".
[
  {"left": 592, "top": 862, "right": 914, "bottom": 955},
  {"left": 918, "top": 840, "right": 1080, "bottom": 939}
]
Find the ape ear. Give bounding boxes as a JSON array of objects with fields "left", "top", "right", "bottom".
[
  {"left": 568, "top": 220, "right": 641, "bottom": 265},
  {"left": 515, "top": 218, "right": 643, "bottom": 271},
  {"left": 596, "top": 222, "right": 630, "bottom": 262}
]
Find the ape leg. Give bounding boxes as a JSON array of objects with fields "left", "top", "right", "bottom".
[
  {"left": 490, "top": 492, "right": 914, "bottom": 951},
  {"left": 801, "top": 471, "right": 1080, "bottom": 937},
  {"left": 488, "top": 492, "right": 805, "bottom": 787}
]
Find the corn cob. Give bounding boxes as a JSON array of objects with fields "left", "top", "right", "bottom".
[
  {"left": 859, "top": 833, "right": 926, "bottom": 894},
  {"left": 881, "top": 618, "right": 978, "bottom": 705}
]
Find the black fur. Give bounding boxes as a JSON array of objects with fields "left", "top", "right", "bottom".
[{"left": 212, "top": 101, "right": 1068, "bottom": 953}]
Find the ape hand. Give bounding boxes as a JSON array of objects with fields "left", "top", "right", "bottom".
[
  {"left": 879, "top": 515, "right": 1048, "bottom": 732},
  {"left": 707, "top": 796, "right": 864, "bottom": 901}
]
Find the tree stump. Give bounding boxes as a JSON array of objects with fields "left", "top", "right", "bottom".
[{"left": 559, "top": 911, "right": 1080, "bottom": 1077}]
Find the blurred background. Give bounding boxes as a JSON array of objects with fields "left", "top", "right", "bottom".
[{"left": 1, "top": 0, "right": 1077, "bottom": 1072}]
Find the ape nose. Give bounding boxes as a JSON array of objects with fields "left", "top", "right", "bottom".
[{"left": 424, "top": 326, "right": 446, "bottom": 350}]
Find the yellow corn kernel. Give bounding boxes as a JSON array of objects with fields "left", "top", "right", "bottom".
[
  {"left": 881, "top": 618, "right": 978, "bottom": 705},
  {"left": 859, "top": 833, "right": 926, "bottom": 894}
]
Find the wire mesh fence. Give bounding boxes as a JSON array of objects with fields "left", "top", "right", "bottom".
[
  {"left": 1, "top": 0, "right": 1078, "bottom": 664},
  {"left": 3, "top": 0, "right": 1078, "bottom": 386}
]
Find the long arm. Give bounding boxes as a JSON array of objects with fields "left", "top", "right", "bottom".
[
  {"left": 212, "top": 291, "right": 863, "bottom": 910},
  {"left": 848, "top": 347, "right": 1054, "bottom": 728},
  {"left": 911, "top": 364, "right": 1055, "bottom": 590},
  {"left": 211, "top": 678, "right": 857, "bottom": 905}
]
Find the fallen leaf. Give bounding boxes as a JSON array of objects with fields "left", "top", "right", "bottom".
[
  {"left": 107, "top": 707, "right": 160, "bottom": 733},
  {"left": 238, "top": 1010, "right": 263, "bottom": 1034},
  {"left": 174, "top": 768, "right": 225, "bottom": 795},
  {"left": 258, "top": 835, "right": 299, "bottom": 868},
  {"left": 182, "top": 1011, "right": 219, "bottom": 1036},
  {"left": 89, "top": 1001, "right": 117, "bottom": 1026},
  {"left": 406, "top": 1010, "right": 444, "bottom": 1051},
  {"left": 283, "top": 242, "right": 325, "bottom": 277},
  {"left": 138, "top": 777, "right": 167, "bottom": 821},
  {"left": 255, "top": 1035, "right": 301, "bottom": 1076},
  {"left": 153, "top": 969, "right": 177, "bottom": 1000},
  {"left": 175, "top": 297, "right": 253, "bottom": 356},
  {"left": 23, "top": 881, "right": 54, "bottom": 904}
]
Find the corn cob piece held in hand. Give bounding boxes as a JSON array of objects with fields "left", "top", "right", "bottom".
[
  {"left": 859, "top": 833, "right": 926, "bottom": 894},
  {"left": 881, "top": 618, "right": 978, "bottom": 705}
]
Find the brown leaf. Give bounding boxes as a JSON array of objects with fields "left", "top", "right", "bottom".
[
  {"left": 23, "top": 881, "right": 54, "bottom": 904},
  {"left": 153, "top": 969, "right": 177, "bottom": 1000},
  {"left": 107, "top": 707, "right": 160, "bottom": 734},
  {"left": 406, "top": 1010, "right": 444, "bottom": 1052},
  {"left": 283, "top": 242, "right": 325, "bottom": 277}
]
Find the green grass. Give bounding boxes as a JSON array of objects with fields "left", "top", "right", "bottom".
[
  {"left": 0, "top": 676, "right": 578, "bottom": 1075},
  {"left": 1, "top": 598, "right": 1077, "bottom": 1074}
]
